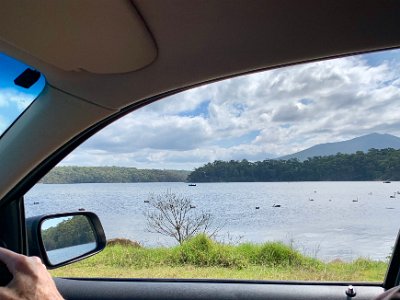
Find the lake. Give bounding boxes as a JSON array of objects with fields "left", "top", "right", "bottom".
[
  {"left": 46, "top": 242, "right": 97, "bottom": 265},
  {"left": 25, "top": 181, "right": 400, "bottom": 262}
]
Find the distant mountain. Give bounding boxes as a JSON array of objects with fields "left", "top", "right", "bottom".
[{"left": 279, "top": 133, "right": 400, "bottom": 161}]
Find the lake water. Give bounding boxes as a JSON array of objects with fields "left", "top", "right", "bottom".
[
  {"left": 46, "top": 242, "right": 97, "bottom": 265},
  {"left": 25, "top": 182, "right": 400, "bottom": 262}
]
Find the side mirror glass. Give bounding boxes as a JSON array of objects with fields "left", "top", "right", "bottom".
[
  {"left": 41, "top": 215, "right": 97, "bottom": 265},
  {"left": 27, "top": 212, "right": 106, "bottom": 269}
]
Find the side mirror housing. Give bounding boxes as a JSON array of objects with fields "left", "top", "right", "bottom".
[{"left": 26, "top": 212, "right": 106, "bottom": 269}]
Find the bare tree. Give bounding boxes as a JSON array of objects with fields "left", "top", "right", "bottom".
[{"left": 145, "top": 192, "right": 217, "bottom": 244}]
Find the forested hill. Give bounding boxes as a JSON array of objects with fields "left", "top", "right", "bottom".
[
  {"left": 279, "top": 133, "right": 400, "bottom": 161},
  {"left": 41, "top": 166, "right": 190, "bottom": 184},
  {"left": 187, "top": 148, "right": 400, "bottom": 182}
]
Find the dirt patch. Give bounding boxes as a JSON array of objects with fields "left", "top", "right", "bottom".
[{"left": 107, "top": 238, "right": 142, "bottom": 248}]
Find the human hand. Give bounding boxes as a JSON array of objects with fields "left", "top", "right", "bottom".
[{"left": 0, "top": 248, "right": 64, "bottom": 300}]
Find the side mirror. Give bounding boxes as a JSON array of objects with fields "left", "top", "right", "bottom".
[{"left": 26, "top": 212, "right": 106, "bottom": 269}]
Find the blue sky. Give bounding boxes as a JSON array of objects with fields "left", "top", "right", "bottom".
[{"left": 1, "top": 50, "right": 400, "bottom": 170}]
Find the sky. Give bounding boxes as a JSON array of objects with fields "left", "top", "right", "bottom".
[{"left": 2, "top": 49, "right": 400, "bottom": 170}]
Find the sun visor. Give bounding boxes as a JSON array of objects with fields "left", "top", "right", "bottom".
[{"left": 0, "top": 1, "right": 157, "bottom": 74}]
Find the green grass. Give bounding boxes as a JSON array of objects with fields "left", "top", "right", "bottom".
[{"left": 51, "top": 235, "right": 387, "bottom": 282}]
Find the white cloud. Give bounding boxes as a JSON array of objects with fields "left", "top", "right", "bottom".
[
  {"left": 0, "top": 88, "right": 37, "bottom": 135},
  {"left": 60, "top": 50, "right": 400, "bottom": 169},
  {"left": 82, "top": 113, "right": 213, "bottom": 152},
  {"left": 0, "top": 88, "right": 35, "bottom": 110}
]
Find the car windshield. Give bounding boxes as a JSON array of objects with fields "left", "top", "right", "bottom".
[
  {"left": 27, "top": 48, "right": 400, "bottom": 282},
  {"left": 0, "top": 53, "right": 45, "bottom": 136}
]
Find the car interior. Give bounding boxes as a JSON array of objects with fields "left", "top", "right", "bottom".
[{"left": 0, "top": 1, "right": 400, "bottom": 299}]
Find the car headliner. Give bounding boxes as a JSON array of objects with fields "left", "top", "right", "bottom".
[{"left": 0, "top": 0, "right": 400, "bottom": 201}]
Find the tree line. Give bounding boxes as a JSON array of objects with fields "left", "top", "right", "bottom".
[
  {"left": 41, "top": 166, "right": 190, "bottom": 184},
  {"left": 41, "top": 148, "right": 400, "bottom": 183},
  {"left": 42, "top": 216, "right": 95, "bottom": 251},
  {"left": 187, "top": 148, "right": 400, "bottom": 182}
]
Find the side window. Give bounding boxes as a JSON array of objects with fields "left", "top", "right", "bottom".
[
  {"left": 26, "top": 49, "right": 400, "bottom": 282},
  {"left": 0, "top": 53, "right": 46, "bottom": 136}
]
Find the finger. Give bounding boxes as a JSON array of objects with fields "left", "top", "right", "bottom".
[
  {"left": 31, "top": 256, "right": 42, "bottom": 264},
  {"left": 0, "top": 248, "right": 22, "bottom": 273},
  {"left": 0, "top": 286, "right": 13, "bottom": 298},
  {"left": 30, "top": 256, "right": 47, "bottom": 271}
]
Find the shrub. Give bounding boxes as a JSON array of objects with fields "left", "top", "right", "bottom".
[
  {"left": 145, "top": 192, "right": 217, "bottom": 245},
  {"left": 255, "top": 242, "right": 305, "bottom": 267},
  {"left": 174, "top": 234, "right": 245, "bottom": 268}
]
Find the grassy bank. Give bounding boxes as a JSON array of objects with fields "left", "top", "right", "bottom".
[{"left": 51, "top": 235, "right": 387, "bottom": 282}]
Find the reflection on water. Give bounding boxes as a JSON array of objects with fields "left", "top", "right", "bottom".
[
  {"left": 26, "top": 182, "right": 400, "bottom": 261},
  {"left": 46, "top": 242, "right": 96, "bottom": 265}
]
